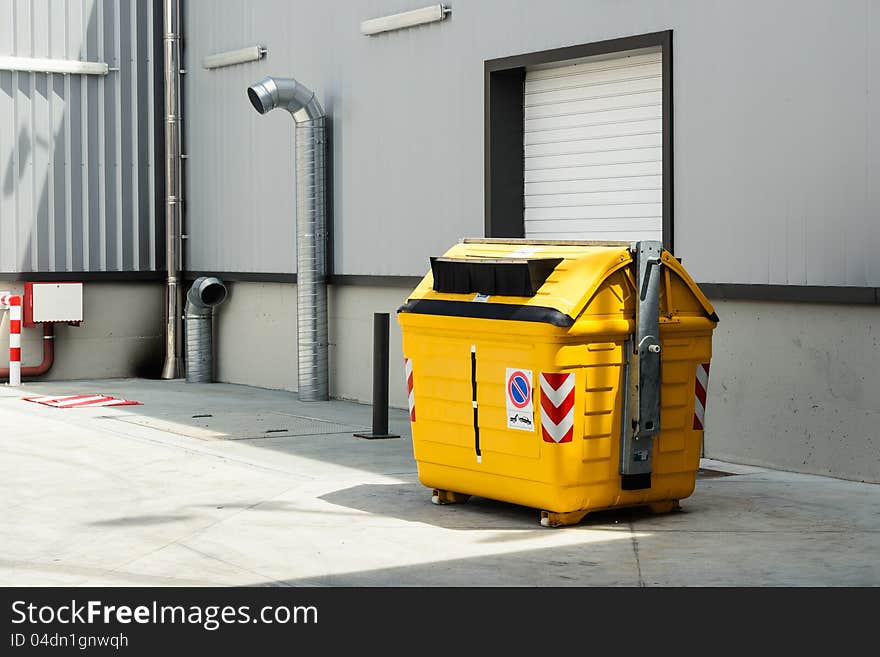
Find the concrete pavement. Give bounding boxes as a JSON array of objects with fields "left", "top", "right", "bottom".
[{"left": 1, "top": 378, "right": 877, "bottom": 586}]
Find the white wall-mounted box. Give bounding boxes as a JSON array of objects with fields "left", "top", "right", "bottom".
[{"left": 24, "top": 282, "right": 84, "bottom": 326}]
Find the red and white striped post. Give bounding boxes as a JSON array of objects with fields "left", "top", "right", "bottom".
[{"left": 0, "top": 293, "right": 22, "bottom": 386}]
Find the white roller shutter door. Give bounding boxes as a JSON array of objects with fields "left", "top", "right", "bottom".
[{"left": 524, "top": 49, "right": 663, "bottom": 241}]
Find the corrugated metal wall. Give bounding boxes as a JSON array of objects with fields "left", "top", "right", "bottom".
[{"left": 0, "top": 0, "right": 158, "bottom": 274}]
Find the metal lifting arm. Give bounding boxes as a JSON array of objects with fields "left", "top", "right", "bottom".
[{"left": 620, "top": 240, "right": 663, "bottom": 490}]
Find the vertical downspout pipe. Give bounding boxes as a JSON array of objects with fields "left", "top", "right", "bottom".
[
  {"left": 247, "top": 76, "right": 328, "bottom": 401},
  {"left": 161, "top": 0, "right": 183, "bottom": 379}
]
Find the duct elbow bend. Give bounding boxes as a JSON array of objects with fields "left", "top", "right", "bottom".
[
  {"left": 247, "top": 76, "right": 324, "bottom": 123},
  {"left": 184, "top": 277, "right": 226, "bottom": 384},
  {"left": 185, "top": 276, "right": 227, "bottom": 317}
]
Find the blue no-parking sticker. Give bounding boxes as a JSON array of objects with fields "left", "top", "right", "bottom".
[{"left": 505, "top": 368, "right": 534, "bottom": 431}]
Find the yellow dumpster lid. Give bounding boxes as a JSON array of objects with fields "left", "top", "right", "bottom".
[{"left": 399, "top": 238, "right": 718, "bottom": 326}]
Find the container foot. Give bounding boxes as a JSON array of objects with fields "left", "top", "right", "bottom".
[
  {"left": 540, "top": 509, "right": 589, "bottom": 528},
  {"left": 647, "top": 500, "right": 680, "bottom": 514},
  {"left": 431, "top": 489, "right": 471, "bottom": 505}
]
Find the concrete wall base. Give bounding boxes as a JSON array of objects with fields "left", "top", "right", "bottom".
[
  {"left": 214, "top": 282, "right": 409, "bottom": 408},
  {"left": 0, "top": 282, "right": 164, "bottom": 382},
  {"left": 706, "top": 299, "right": 879, "bottom": 483}
]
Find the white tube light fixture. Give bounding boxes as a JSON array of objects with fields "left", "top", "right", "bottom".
[
  {"left": 361, "top": 4, "right": 450, "bottom": 36},
  {"left": 0, "top": 56, "right": 108, "bottom": 75},
  {"left": 203, "top": 45, "right": 267, "bottom": 70}
]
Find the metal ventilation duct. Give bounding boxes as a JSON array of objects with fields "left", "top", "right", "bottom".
[
  {"left": 185, "top": 277, "right": 228, "bottom": 383},
  {"left": 247, "top": 76, "right": 328, "bottom": 401}
]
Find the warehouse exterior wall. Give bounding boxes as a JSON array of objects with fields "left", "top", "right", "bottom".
[
  {"left": 0, "top": 0, "right": 162, "bottom": 383},
  {"left": 706, "top": 300, "right": 880, "bottom": 483},
  {"left": 0, "top": 281, "right": 164, "bottom": 380},
  {"left": 182, "top": 0, "right": 879, "bottom": 287},
  {"left": 1, "top": 1, "right": 876, "bottom": 484},
  {"left": 181, "top": 1, "right": 880, "bottom": 483}
]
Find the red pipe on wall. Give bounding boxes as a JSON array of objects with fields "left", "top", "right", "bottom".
[{"left": 1, "top": 323, "right": 54, "bottom": 380}]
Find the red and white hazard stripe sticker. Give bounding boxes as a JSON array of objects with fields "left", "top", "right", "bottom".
[
  {"left": 693, "top": 363, "right": 710, "bottom": 430},
  {"left": 404, "top": 357, "right": 415, "bottom": 422},
  {"left": 23, "top": 395, "right": 142, "bottom": 408},
  {"left": 539, "top": 372, "right": 575, "bottom": 443}
]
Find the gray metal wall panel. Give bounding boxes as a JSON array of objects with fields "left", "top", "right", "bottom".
[
  {"left": 0, "top": 0, "right": 157, "bottom": 274},
  {"left": 673, "top": 0, "right": 874, "bottom": 288},
  {"left": 183, "top": 0, "right": 298, "bottom": 274},
  {"left": 182, "top": 0, "right": 879, "bottom": 285},
  {"left": 868, "top": 0, "right": 880, "bottom": 287}
]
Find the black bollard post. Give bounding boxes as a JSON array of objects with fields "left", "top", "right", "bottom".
[{"left": 354, "top": 312, "right": 400, "bottom": 439}]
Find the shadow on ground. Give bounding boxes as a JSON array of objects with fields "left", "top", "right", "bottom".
[
  {"left": 250, "top": 541, "right": 639, "bottom": 586},
  {"left": 319, "top": 481, "right": 680, "bottom": 533},
  {"left": 88, "top": 514, "right": 197, "bottom": 527}
]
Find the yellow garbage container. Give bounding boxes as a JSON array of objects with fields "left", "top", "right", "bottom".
[{"left": 397, "top": 239, "right": 718, "bottom": 526}]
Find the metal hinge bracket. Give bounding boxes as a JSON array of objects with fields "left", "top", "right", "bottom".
[{"left": 620, "top": 240, "right": 663, "bottom": 489}]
